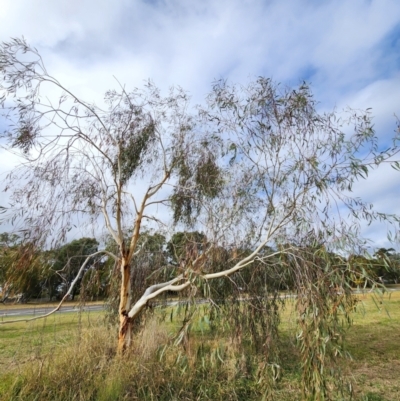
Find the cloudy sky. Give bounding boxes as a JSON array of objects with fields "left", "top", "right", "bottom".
[{"left": 1, "top": 0, "right": 400, "bottom": 249}]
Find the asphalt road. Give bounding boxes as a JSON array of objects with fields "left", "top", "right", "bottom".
[
  {"left": 0, "top": 304, "right": 104, "bottom": 319},
  {"left": 2, "top": 286, "right": 399, "bottom": 319}
]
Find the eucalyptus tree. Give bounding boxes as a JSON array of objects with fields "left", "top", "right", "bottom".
[
  {"left": 1, "top": 38, "right": 400, "bottom": 398},
  {"left": 0, "top": 38, "right": 222, "bottom": 352}
]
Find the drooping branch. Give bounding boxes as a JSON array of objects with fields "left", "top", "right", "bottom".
[{"left": 0, "top": 250, "right": 117, "bottom": 325}]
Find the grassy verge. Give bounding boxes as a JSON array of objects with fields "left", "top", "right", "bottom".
[
  {"left": 0, "top": 310, "right": 104, "bottom": 375},
  {"left": 0, "top": 293, "right": 399, "bottom": 400}
]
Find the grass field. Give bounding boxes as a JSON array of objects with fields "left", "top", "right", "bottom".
[
  {"left": 0, "top": 292, "right": 399, "bottom": 400},
  {"left": 343, "top": 291, "right": 400, "bottom": 401}
]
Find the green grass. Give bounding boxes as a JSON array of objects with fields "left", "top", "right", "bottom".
[
  {"left": 0, "top": 293, "right": 399, "bottom": 400},
  {"left": 343, "top": 292, "right": 400, "bottom": 401},
  {"left": 277, "top": 292, "right": 400, "bottom": 400},
  {"left": 0, "top": 310, "right": 104, "bottom": 377}
]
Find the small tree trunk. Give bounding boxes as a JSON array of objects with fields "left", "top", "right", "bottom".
[{"left": 117, "top": 258, "right": 132, "bottom": 354}]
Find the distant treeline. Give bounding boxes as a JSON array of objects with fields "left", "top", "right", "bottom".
[{"left": 1, "top": 231, "right": 399, "bottom": 303}]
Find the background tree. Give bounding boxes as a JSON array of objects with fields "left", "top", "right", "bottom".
[
  {"left": 0, "top": 232, "right": 20, "bottom": 302},
  {"left": 373, "top": 247, "right": 400, "bottom": 284},
  {"left": 51, "top": 237, "right": 100, "bottom": 300},
  {"left": 167, "top": 231, "right": 207, "bottom": 265},
  {"left": 0, "top": 233, "right": 45, "bottom": 302}
]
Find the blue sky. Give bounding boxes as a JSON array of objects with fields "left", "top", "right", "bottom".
[{"left": 1, "top": 0, "right": 400, "bottom": 249}]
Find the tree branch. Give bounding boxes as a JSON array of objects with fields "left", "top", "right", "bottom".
[
  {"left": 127, "top": 275, "right": 188, "bottom": 319},
  {"left": 0, "top": 250, "right": 117, "bottom": 325}
]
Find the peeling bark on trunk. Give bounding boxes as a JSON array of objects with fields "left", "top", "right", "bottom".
[
  {"left": 117, "top": 258, "right": 132, "bottom": 353},
  {"left": 118, "top": 314, "right": 132, "bottom": 354}
]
